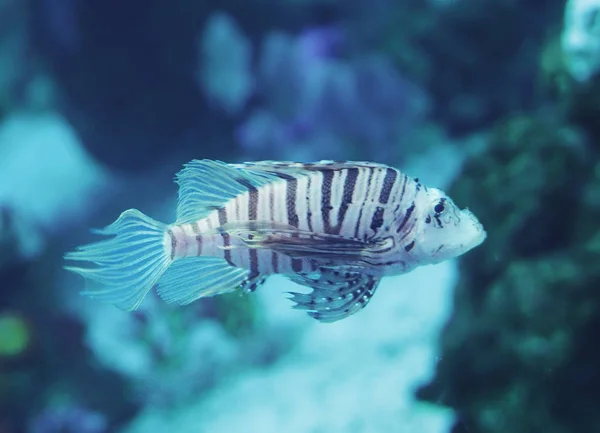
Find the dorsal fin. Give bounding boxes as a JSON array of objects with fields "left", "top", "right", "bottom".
[
  {"left": 231, "top": 160, "right": 391, "bottom": 175},
  {"left": 174, "top": 159, "right": 280, "bottom": 224}
]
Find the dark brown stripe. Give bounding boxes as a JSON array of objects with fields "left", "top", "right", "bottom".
[
  {"left": 286, "top": 177, "right": 299, "bottom": 228},
  {"left": 342, "top": 168, "right": 359, "bottom": 204},
  {"left": 196, "top": 235, "right": 203, "bottom": 256},
  {"left": 191, "top": 222, "right": 200, "bottom": 233},
  {"left": 321, "top": 170, "right": 334, "bottom": 233},
  {"left": 334, "top": 168, "right": 358, "bottom": 234},
  {"left": 291, "top": 258, "right": 303, "bottom": 273},
  {"left": 273, "top": 172, "right": 296, "bottom": 181},
  {"left": 238, "top": 178, "right": 259, "bottom": 220},
  {"left": 167, "top": 229, "right": 177, "bottom": 260},
  {"left": 249, "top": 248, "right": 259, "bottom": 275},
  {"left": 396, "top": 203, "right": 415, "bottom": 234},
  {"left": 354, "top": 168, "right": 376, "bottom": 238},
  {"left": 404, "top": 240, "right": 415, "bottom": 252},
  {"left": 399, "top": 220, "right": 416, "bottom": 241},
  {"left": 306, "top": 176, "right": 313, "bottom": 231},
  {"left": 370, "top": 206, "right": 385, "bottom": 233},
  {"left": 269, "top": 184, "right": 275, "bottom": 221},
  {"left": 218, "top": 207, "right": 232, "bottom": 264},
  {"left": 271, "top": 251, "right": 279, "bottom": 273},
  {"left": 378, "top": 168, "right": 398, "bottom": 204},
  {"left": 399, "top": 174, "right": 408, "bottom": 204}
]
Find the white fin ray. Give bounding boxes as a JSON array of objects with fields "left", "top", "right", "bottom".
[
  {"left": 156, "top": 256, "right": 249, "bottom": 305},
  {"left": 175, "top": 159, "right": 279, "bottom": 224},
  {"left": 288, "top": 267, "right": 363, "bottom": 290},
  {"left": 64, "top": 209, "right": 171, "bottom": 311},
  {"left": 288, "top": 273, "right": 380, "bottom": 323},
  {"left": 219, "top": 221, "right": 370, "bottom": 258}
]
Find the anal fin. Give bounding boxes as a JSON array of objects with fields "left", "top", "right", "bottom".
[{"left": 155, "top": 256, "right": 249, "bottom": 305}]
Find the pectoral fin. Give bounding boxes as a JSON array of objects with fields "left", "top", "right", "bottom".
[
  {"left": 218, "top": 221, "right": 372, "bottom": 262},
  {"left": 287, "top": 271, "right": 380, "bottom": 323}
]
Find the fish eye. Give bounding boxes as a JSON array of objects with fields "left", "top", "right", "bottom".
[{"left": 434, "top": 200, "right": 445, "bottom": 214}]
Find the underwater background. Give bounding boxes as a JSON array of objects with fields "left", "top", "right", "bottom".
[{"left": 1, "top": 0, "right": 600, "bottom": 432}]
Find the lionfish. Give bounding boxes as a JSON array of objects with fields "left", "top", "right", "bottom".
[{"left": 64, "top": 159, "right": 486, "bottom": 322}]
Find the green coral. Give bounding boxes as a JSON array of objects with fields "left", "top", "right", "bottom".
[
  {"left": 211, "top": 292, "right": 259, "bottom": 338},
  {"left": 0, "top": 313, "right": 30, "bottom": 358},
  {"left": 417, "top": 112, "right": 600, "bottom": 433}
]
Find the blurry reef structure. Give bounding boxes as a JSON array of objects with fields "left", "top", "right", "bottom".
[
  {"left": 374, "top": 0, "right": 566, "bottom": 134},
  {"left": 31, "top": 0, "right": 567, "bottom": 170},
  {"left": 0, "top": 0, "right": 27, "bottom": 117},
  {"left": 33, "top": 0, "right": 389, "bottom": 171},
  {"left": 32, "top": 0, "right": 435, "bottom": 169},
  {"left": 417, "top": 1, "right": 600, "bottom": 432}
]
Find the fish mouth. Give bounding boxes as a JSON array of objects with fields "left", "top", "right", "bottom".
[{"left": 462, "top": 209, "right": 487, "bottom": 251}]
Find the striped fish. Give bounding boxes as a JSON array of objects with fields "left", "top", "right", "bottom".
[{"left": 64, "top": 159, "right": 486, "bottom": 322}]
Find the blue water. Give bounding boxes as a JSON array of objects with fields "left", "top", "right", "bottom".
[{"left": 0, "top": 1, "right": 591, "bottom": 432}]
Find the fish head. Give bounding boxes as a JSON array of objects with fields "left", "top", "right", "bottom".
[{"left": 411, "top": 187, "right": 486, "bottom": 265}]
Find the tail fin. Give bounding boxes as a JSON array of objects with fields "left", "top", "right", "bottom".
[{"left": 64, "top": 209, "right": 171, "bottom": 311}]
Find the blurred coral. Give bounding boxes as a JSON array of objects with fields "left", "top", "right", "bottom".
[
  {"left": 236, "top": 26, "right": 428, "bottom": 162},
  {"left": 0, "top": 1, "right": 591, "bottom": 432},
  {"left": 0, "top": 312, "right": 31, "bottom": 358},
  {"left": 69, "top": 292, "right": 259, "bottom": 407},
  {"left": 0, "top": 0, "right": 28, "bottom": 114},
  {"left": 198, "top": 11, "right": 254, "bottom": 115},
  {"left": 121, "top": 265, "right": 458, "bottom": 433},
  {"left": 29, "top": 403, "right": 107, "bottom": 433},
  {"left": 561, "top": 0, "right": 600, "bottom": 83},
  {"left": 418, "top": 113, "right": 600, "bottom": 433},
  {"left": 0, "top": 113, "right": 111, "bottom": 240}
]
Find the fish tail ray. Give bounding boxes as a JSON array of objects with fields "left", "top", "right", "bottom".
[{"left": 64, "top": 209, "right": 171, "bottom": 311}]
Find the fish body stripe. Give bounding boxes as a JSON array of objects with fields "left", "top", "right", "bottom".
[
  {"left": 307, "top": 170, "right": 324, "bottom": 233},
  {"left": 167, "top": 229, "right": 177, "bottom": 259},
  {"left": 269, "top": 182, "right": 276, "bottom": 222},
  {"left": 353, "top": 167, "right": 376, "bottom": 239},
  {"left": 196, "top": 235, "right": 203, "bottom": 256},
  {"left": 306, "top": 176, "right": 314, "bottom": 231},
  {"left": 286, "top": 177, "right": 299, "bottom": 228},
  {"left": 320, "top": 169, "right": 334, "bottom": 233},
  {"left": 233, "top": 178, "right": 259, "bottom": 273},
  {"left": 218, "top": 207, "right": 232, "bottom": 264},
  {"left": 294, "top": 175, "right": 311, "bottom": 232},
  {"left": 249, "top": 248, "right": 259, "bottom": 276},
  {"left": 335, "top": 167, "right": 359, "bottom": 234},
  {"left": 291, "top": 258, "right": 303, "bottom": 273},
  {"left": 323, "top": 167, "right": 357, "bottom": 236},
  {"left": 271, "top": 250, "right": 279, "bottom": 273},
  {"left": 238, "top": 178, "right": 259, "bottom": 221},
  {"left": 378, "top": 168, "right": 398, "bottom": 204},
  {"left": 357, "top": 167, "right": 388, "bottom": 240},
  {"left": 399, "top": 174, "right": 409, "bottom": 204},
  {"left": 370, "top": 207, "right": 385, "bottom": 233},
  {"left": 397, "top": 203, "right": 415, "bottom": 234}
]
